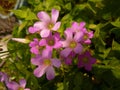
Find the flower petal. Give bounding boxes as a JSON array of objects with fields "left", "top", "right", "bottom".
[
  {"left": 88, "top": 31, "right": 94, "bottom": 38},
  {"left": 74, "top": 44, "right": 83, "bottom": 54},
  {"left": 39, "top": 39, "right": 46, "bottom": 46},
  {"left": 60, "top": 48, "right": 72, "bottom": 57},
  {"left": 25, "top": 89, "right": 30, "bottom": 90},
  {"left": 19, "top": 79, "right": 26, "bottom": 88},
  {"left": 71, "top": 22, "right": 79, "bottom": 31},
  {"left": 65, "top": 58, "right": 72, "bottom": 65},
  {"left": 61, "top": 40, "right": 69, "bottom": 47},
  {"left": 0, "top": 72, "right": 8, "bottom": 83},
  {"left": 42, "top": 49, "right": 52, "bottom": 58},
  {"left": 46, "top": 66, "right": 55, "bottom": 80},
  {"left": 78, "top": 60, "right": 84, "bottom": 68},
  {"left": 74, "top": 32, "right": 83, "bottom": 42},
  {"left": 29, "top": 38, "right": 39, "bottom": 47},
  {"left": 54, "top": 41, "right": 62, "bottom": 49},
  {"left": 51, "top": 9, "right": 59, "bottom": 23},
  {"left": 34, "top": 21, "right": 46, "bottom": 29},
  {"left": 6, "top": 81, "right": 19, "bottom": 90},
  {"left": 79, "top": 22, "right": 86, "bottom": 30},
  {"left": 84, "top": 39, "right": 91, "bottom": 44},
  {"left": 37, "top": 11, "right": 50, "bottom": 22},
  {"left": 40, "top": 29, "right": 50, "bottom": 38},
  {"left": 65, "top": 29, "right": 73, "bottom": 41},
  {"left": 34, "top": 65, "right": 48, "bottom": 77},
  {"left": 28, "top": 26, "right": 39, "bottom": 33},
  {"left": 30, "top": 47, "right": 39, "bottom": 55},
  {"left": 31, "top": 55, "right": 42, "bottom": 65},
  {"left": 54, "top": 32, "right": 61, "bottom": 40},
  {"left": 90, "top": 57, "right": 96, "bottom": 64},
  {"left": 51, "top": 59, "right": 61, "bottom": 68},
  {"left": 84, "top": 64, "right": 92, "bottom": 71},
  {"left": 52, "top": 22, "right": 61, "bottom": 31}
]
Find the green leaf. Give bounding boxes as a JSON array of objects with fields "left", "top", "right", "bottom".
[
  {"left": 25, "top": 10, "right": 38, "bottom": 20},
  {"left": 112, "top": 69, "right": 120, "bottom": 79},
  {"left": 43, "top": 0, "right": 56, "bottom": 10},
  {"left": 86, "top": 3, "right": 96, "bottom": 14},
  {"left": 111, "top": 18, "right": 120, "bottom": 28},
  {"left": 18, "top": 21, "right": 28, "bottom": 35},
  {"left": 88, "top": 0, "right": 103, "bottom": 3},
  {"left": 112, "top": 40, "right": 120, "bottom": 50},
  {"left": 110, "top": 28, "right": 120, "bottom": 43},
  {"left": 65, "top": 3, "right": 72, "bottom": 10},
  {"left": 73, "top": 72, "right": 83, "bottom": 90},
  {"left": 27, "top": 74, "right": 40, "bottom": 90},
  {"left": 61, "top": 14, "right": 72, "bottom": 22},
  {"left": 57, "top": 83, "right": 64, "bottom": 90},
  {"left": 12, "top": 9, "right": 27, "bottom": 18}
]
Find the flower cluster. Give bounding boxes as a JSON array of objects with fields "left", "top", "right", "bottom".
[
  {"left": 28, "top": 9, "right": 96, "bottom": 80},
  {"left": 0, "top": 72, "right": 30, "bottom": 90}
]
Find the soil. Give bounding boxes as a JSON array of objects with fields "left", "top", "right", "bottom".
[{"left": 0, "top": 16, "right": 18, "bottom": 38}]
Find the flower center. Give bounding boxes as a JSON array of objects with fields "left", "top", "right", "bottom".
[
  {"left": 47, "top": 39, "right": 55, "bottom": 46},
  {"left": 69, "top": 41, "right": 77, "bottom": 48},
  {"left": 83, "top": 57, "right": 89, "bottom": 63},
  {"left": 83, "top": 34, "right": 88, "bottom": 40},
  {"left": 44, "top": 59, "right": 51, "bottom": 65},
  {"left": 18, "top": 87, "right": 24, "bottom": 90},
  {"left": 48, "top": 23, "right": 54, "bottom": 29}
]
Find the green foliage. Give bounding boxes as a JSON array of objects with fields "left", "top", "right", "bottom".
[{"left": 0, "top": 0, "right": 120, "bottom": 89}]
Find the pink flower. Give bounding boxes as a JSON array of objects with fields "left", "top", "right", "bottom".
[
  {"left": 6, "top": 79, "right": 30, "bottom": 90},
  {"left": 39, "top": 32, "right": 62, "bottom": 52},
  {"left": 29, "top": 38, "right": 40, "bottom": 55},
  {"left": 31, "top": 50, "right": 61, "bottom": 80},
  {"left": 81, "top": 28, "right": 94, "bottom": 44},
  {"left": 28, "top": 21, "right": 45, "bottom": 34},
  {"left": 0, "top": 72, "right": 8, "bottom": 83},
  {"left": 63, "top": 51, "right": 76, "bottom": 65},
  {"left": 71, "top": 21, "right": 86, "bottom": 33},
  {"left": 36, "top": 9, "right": 61, "bottom": 37},
  {"left": 69, "top": 21, "right": 86, "bottom": 40},
  {"left": 78, "top": 51, "right": 96, "bottom": 71},
  {"left": 70, "top": 21, "right": 94, "bottom": 44},
  {"left": 60, "top": 29, "right": 83, "bottom": 57}
]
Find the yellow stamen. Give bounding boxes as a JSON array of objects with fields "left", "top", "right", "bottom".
[
  {"left": 83, "top": 34, "right": 88, "bottom": 40},
  {"left": 18, "top": 87, "right": 24, "bottom": 90},
  {"left": 48, "top": 23, "right": 54, "bottom": 30},
  {"left": 69, "top": 41, "right": 77, "bottom": 48},
  {"left": 44, "top": 59, "right": 51, "bottom": 65},
  {"left": 83, "top": 57, "right": 89, "bottom": 63},
  {"left": 48, "top": 40, "right": 55, "bottom": 46}
]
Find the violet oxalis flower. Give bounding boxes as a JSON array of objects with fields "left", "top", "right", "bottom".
[
  {"left": 28, "top": 21, "right": 45, "bottom": 34},
  {"left": 78, "top": 51, "right": 96, "bottom": 71},
  {"left": 0, "top": 72, "right": 8, "bottom": 83},
  {"left": 70, "top": 21, "right": 86, "bottom": 39},
  {"left": 37, "top": 9, "right": 61, "bottom": 37},
  {"left": 29, "top": 38, "right": 40, "bottom": 55},
  {"left": 81, "top": 28, "right": 94, "bottom": 44},
  {"left": 31, "top": 50, "right": 61, "bottom": 80},
  {"left": 39, "top": 32, "right": 62, "bottom": 52},
  {"left": 72, "top": 21, "right": 86, "bottom": 30},
  {"left": 6, "top": 79, "right": 30, "bottom": 90},
  {"left": 63, "top": 51, "right": 76, "bottom": 65},
  {"left": 60, "top": 29, "right": 83, "bottom": 57},
  {"left": 70, "top": 21, "right": 93, "bottom": 44},
  {"left": 71, "top": 21, "right": 86, "bottom": 32}
]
